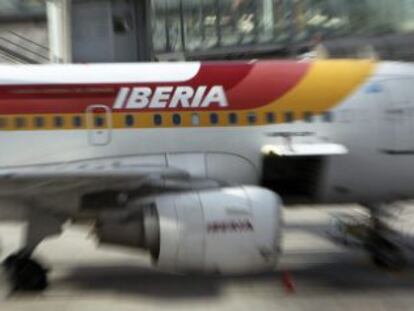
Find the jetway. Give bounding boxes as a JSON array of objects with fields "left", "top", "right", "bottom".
[{"left": 47, "top": 0, "right": 152, "bottom": 63}]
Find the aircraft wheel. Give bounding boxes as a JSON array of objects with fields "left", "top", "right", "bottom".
[{"left": 2, "top": 254, "right": 48, "bottom": 291}]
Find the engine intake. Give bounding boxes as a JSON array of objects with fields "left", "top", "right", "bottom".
[{"left": 96, "top": 186, "right": 283, "bottom": 275}]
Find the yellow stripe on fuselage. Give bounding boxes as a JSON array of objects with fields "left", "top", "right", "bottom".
[
  {"left": 0, "top": 60, "right": 376, "bottom": 131},
  {"left": 255, "top": 60, "right": 376, "bottom": 117}
]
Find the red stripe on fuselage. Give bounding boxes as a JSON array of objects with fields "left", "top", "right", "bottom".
[{"left": 0, "top": 61, "right": 310, "bottom": 114}]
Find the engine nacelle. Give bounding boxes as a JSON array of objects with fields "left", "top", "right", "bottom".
[{"left": 96, "top": 186, "right": 283, "bottom": 275}]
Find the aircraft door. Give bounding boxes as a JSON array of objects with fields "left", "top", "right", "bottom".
[
  {"left": 381, "top": 79, "right": 414, "bottom": 153},
  {"left": 86, "top": 105, "right": 112, "bottom": 145}
]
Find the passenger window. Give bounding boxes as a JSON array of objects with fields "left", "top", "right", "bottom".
[
  {"left": 0, "top": 118, "right": 7, "bottom": 128},
  {"left": 303, "top": 112, "right": 313, "bottom": 123},
  {"left": 266, "top": 112, "right": 275, "bottom": 124},
  {"left": 322, "top": 111, "right": 333, "bottom": 122},
  {"left": 125, "top": 114, "right": 135, "bottom": 127},
  {"left": 247, "top": 112, "right": 257, "bottom": 124},
  {"left": 172, "top": 114, "right": 181, "bottom": 126},
  {"left": 73, "top": 116, "right": 83, "bottom": 127},
  {"left": 15, "top": 117, "right": 26, "bottom": 128},
  {"left": 54, "top": 116, "right": 64, "bottom": 128},
  {"left": 228, "top": 113, "right": 238, "bottom": 124},
  {"left": 210, "top": 113, "right": 219, "bottom": 125},
  {"left": 284, "top": 112, "right": 294, "bottom": 123},
  {"left": 154, "top": 114, "right": 162, "bottom": 126},
  {"left": 191, "top": 113, "right": 200, "bottom": 126},
  {"left": 95, "top": 116, "right": 105, "bottom": 127},
  {"left": 34, "top": 116, "right": 45, "bottom": 128}
]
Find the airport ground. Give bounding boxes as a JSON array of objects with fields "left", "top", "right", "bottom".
[{"left": 1, "top": 205, "right": 414, "bottom": 311}]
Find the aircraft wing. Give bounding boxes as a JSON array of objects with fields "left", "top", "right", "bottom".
[{"left": 0, "top": 157, "right": 197, "bottom": 197}]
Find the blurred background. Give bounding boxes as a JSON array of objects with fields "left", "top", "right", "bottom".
[{"left": 1, "top": 0, "right": 414, "bottom": 63}]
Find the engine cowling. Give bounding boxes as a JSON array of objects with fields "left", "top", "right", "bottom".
[{"left": 96, "top": 186, "right": 283, "bottom": 275}]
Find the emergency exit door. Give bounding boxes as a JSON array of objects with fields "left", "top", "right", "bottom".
[{"left": 86, "top": 105, "right": 112, "bottom": 145}]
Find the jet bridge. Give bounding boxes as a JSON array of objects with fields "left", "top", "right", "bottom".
[{"left": 47, "top": 0, "right": 152, "bottom": 63}]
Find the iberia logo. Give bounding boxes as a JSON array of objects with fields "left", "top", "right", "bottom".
[{"left": 113, "top": 86, "right": 229, "bottom": 110}]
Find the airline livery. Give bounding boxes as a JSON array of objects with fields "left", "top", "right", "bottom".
[{"left": 0, "top": 59, "right": 412, "bottom": 291}]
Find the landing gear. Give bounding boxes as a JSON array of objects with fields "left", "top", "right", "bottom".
[
  {"left": 2, "top": 253, "right": 47, "bottom": 291},
  {"left": 364, "top": 204, "right": 407, "bottom": 270},
  {"left": 1, "top": 207, "right": 66, "bottom": 293},
  {"left": 367, "top": 233, "right": 406, "bottom": 270},
  {"left": 329, "top": 203, "right": 407, "bottom": 271}
]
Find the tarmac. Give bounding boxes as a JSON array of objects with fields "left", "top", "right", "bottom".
[{"left": 1, "top": 205, "right": 414, "bottom": 311}]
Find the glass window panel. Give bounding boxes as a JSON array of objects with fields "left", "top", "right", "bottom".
[
  {"left": 228, "top": 113, "right": 238, "bottom": 124},
  {"left": 400, "top": 0, "right": 414, "bottom": 31},
  {"left": 166, "top": 0, "right": 183, "bottom": 52},
  {"left": 125, "top": 114, "right": 135, "bottom": 127},
  {"left": 247, "top": 112, "right": 257, "bottom": 124},
  {"left": 255, "top": 0, "right": 271, "bottom": 43},
  {"left": 15, "top": 117, "right": 26, "bottom": 128},
  {"left": 154, "top": 114, "right": 163, "bottom": 126},
  {"left": 210, "top": 113, "right": 219, "bottom": 124},
  {"left": 191, "top": 113, "right": 200, "bottom": 126},
  {"left": 172, "top": 113, "right": 182, "bottom": 125},
  {"left": 54, "top": 116, "right": 64, "bottom": 128},
  {"left": 225, "top": 0, "right": 258, "bottom": 46},
  {"left": 284, "top": 111, "right": 294, "bottom": 123},
  {"left": 0, "top": 118, "right": 7, "bottom": 128},
  {"left": 182, "top": 0, "right": 204, "bottom": 51},
  {"left": 198, "top": 0, "right": 219, "bottom": 49},
  {"left": 272, "top": 0, "right": 289, "bottom": 43},
  {"left": 152, "top": 0, "right": 414, "bottom": 56},
  {"left": 152, "top": 0, "right": 168, "bottom": 52},
  {"left": 303, "top": 111, "right": 313, "bottom": 123},
  {"left": 0, "top": 0, "right": 45, "bottom": 17},
  {"left": 34, "top": 116, "right": 45, "bottom": 128},
  {"left": 152, "top": 0, "right": 184, "bottom": 52},
  {"left": 73, "top": 116, "right": 82, "bottom": 128},
  {"left": 266, "top": 112, "right": 276, "bottom": 123},
  {"left": 95, "top": 116, "right": 105, "bottom": 127},
  {"left": 218, "top": 0, "right": 243, "bottom": 47}
]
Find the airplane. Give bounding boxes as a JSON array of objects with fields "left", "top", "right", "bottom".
[{"left": 0, "top": 59, "right": 411, "bottom": 291}]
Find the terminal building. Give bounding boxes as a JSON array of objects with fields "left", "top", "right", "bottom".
[{"left": 1, "top": 0, "right": 414, "bottom": 63}]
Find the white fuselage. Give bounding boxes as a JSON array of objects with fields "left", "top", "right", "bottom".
[{"left": 0, "top": 61, "right": 414, "bottom": 206}]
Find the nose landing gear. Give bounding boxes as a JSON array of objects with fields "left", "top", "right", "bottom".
[{"left": 329, "top": 203, "right": 408, "bottom": 271}]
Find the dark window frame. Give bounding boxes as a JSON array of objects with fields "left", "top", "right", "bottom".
[
  {"left": 34, "top": 116, "right": 45, "bottom": 128},
  {"left": 303, "top": 111, "right": 314, "bottom": 123},
  {"left": 172, "top": 113, "right": 182, "bottom": 126},
  {"left": 210, "top": 113, "right": 219, "bottom": 125},
  {"left": 247, "top": 112, "right": 257, "bottom": 125},
  {"left": 94, "top": 116, "right": 105, "bottom": 128},
  {"left": 284, "top": 111, "right": 294, "bottom": 123},
  {"left": 125, "top": 114, "right": 135, "bottom": 127},
  {"left": 0, "top": 118, "right": 7, "bottom": 128},
  {"left": 73, "top": 116, "right": 83, "bottom": 128},
  {"left": 228, "top": 113, "right": 238, "bottom": 124},
  {"left": 15, "top": 117, "right": 26, "bottom": 128},
  {"left": 266, "top": 112, "right": 276, "bottom": 124},
  {"left": 154, "top": 114, "right": 163, "bottom": 126},
  {"left": 54, "top": 116, "right": 64, "bottom": 128}
]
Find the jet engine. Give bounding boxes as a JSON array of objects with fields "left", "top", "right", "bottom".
[{"left": 95, "top": 186, "right": 283, "bottom": 275}]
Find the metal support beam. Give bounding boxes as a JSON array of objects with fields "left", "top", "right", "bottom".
[{"left": 46, "top": 0, "right": 72, "bottom": 63}]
